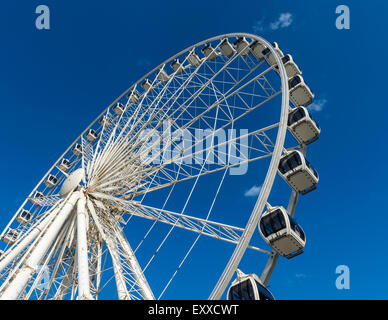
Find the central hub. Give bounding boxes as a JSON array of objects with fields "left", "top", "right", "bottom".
[{"left": 60, "top": 168, "right": 85, "bottom": 198}]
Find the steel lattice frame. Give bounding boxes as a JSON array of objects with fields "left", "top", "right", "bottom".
[{"left": 0, "top": 33, "right": 301, "bottom": 300}]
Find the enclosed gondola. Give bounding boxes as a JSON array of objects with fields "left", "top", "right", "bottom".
[
  {"left": 86, "top": 129, "right": 98, "bottom": 143},
  {"left": 227, "top": 270, "right": 274, "bottom": 301},
  {"left": 44, "top": 174, "right": 58, "bottom": 189},
  {"left": 201, "top": 43, "right": 218, "bottom": 61},
  {"left": 288, "top": 107, "right": 320, "bottom": 145},
  {"left": 234, "top": 37, "right": 250, "bottom": 56},
  {"left": 99, "top": 116, "right": 112, "bottom": 129},
  {"left": 262, "top": 42, "right": 284, "bottom": 66},
  {"left": 30, "top": 191, "right": 44, "bottom": 206},
  {"left": 187, "top": 51, "right": 201, "bottom": 67},
  {"left": 72, "top": 143, "right": 83, "bottom": 157},
  {"left": 249, "top": 40, "right": 266, "bottom": 60},
  {"left": 278, "top": 150, "right": 318, "bottom": 194},
  {"left": 141, "top": 79, "right": 152, "bottom": 92},
  {"left": 275, "top": 54, "right": 302, "bottom": 79},
  {"left": 16, "top": 209, "right": 32, "bottom": 224},
  {"left": 259, "top": 206, "right": 306, "bottom": 258},
  {"left": 128, "top": 90, "right": 140, "bottom": 104},
  {"left": 289, "top": 75, "right": 314, "bottom": 107},
  {"left": 171, "top": 59, "right": 184, "bottom": 74},
  {"left": 113, "top": 102, "right": 124, "bottom": 116},
  {"left": 2, "top": 229, "right": 18, "bottom": 245},
  {"left": 58, "top": 158, "right": 71, "bottom": 172},
  {"left": 219, "top": 38, "right": 235, "bottom": 58},
  {"left": 157, "top": 69, "right": 170, "bottom": 83}
]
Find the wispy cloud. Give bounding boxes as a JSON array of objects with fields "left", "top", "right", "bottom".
[
  {"left": 252, "top": 12, "right": 294, "bottom": 33},
  {"left": 309, "top": 98, "right": 327, "bottom": 113},
  {"left": 270, "top": 13, "right": 293, "bottom": 30},
  {"left": 244, "top": 185, "right": 262, "bottom": 197},
  {"left": 252, "top": 19, "right": 265, "bottom": 33}
]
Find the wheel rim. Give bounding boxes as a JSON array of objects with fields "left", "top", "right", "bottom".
[{"left": 0, "top": 33, "right": 290, "bottom": 300}]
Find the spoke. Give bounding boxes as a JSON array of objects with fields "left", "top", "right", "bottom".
[
  {"left": 87, "top": 198, "right": 154, "bottom": 300},
  {"left": 105, "top": 198, "right": 271, "bottom": 255},
  {"left": 90, "top": 122, "right": 279, "bottom": 199}
]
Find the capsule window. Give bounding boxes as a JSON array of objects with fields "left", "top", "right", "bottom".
[
  {"left": 260, "top": 209, "right": 287, "bottom": 237},
  {"left": 289, "top": 216, "right": 305, "bottom": 241},
  {"left": 289, "top": 76, "right": 302, "bottom": 88},
  {"left": 262, "top": 48, "right": 270, "bottom": 56},
  {"left": 282, "top": 55, "right": 291, "bottom": 63},
  {"left": 288, "top": 108, "right": 306, "bottom": 126},
  {"left": 279, "top": 152, "right": 303, "bottom": 174},
  {"left": 255, "top": 281, "right": 275, "bottom": 300},
  {"left": 229, "top": 280, "right": 255, "bottom": 300},
  {"left": 306, "top": 160, "right": 319, "bottom": 179},
  {"left": 21, "top": 210, "right": 30, "bottom": 218}
]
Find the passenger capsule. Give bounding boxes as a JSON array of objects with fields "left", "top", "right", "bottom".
[
  {"left": 171, "top": 59, "right": 184, "bottom": 74},
  {"left": 2, "top": 229, "right": 18, "bottom": 245},
  {"left": 72, "top": 143, "right": 83, "bottom": 157},
  {"left": 44, "top": 174, "right": 58, "bottom": 189},
  {"left": 288, "top": 107, "right": 320, "bottom": 145},
  {"left": 113, "top": 102, "right": 124, "bottom": 116},
  {"left": 157, "top": 69, "right": 170, "bottom": 83},
  {"left": 99, "top": 116, "right": 112, "bottom": 129},
  {"left": 219, "top": 38, "right": 235, "bottom": 58},
  {"left": 187, "top": 51, "right": 201, "bottom": 67},
  {"left": 259, "top": 206, "right": 306, "bottom": 259},
  {"left": 234, "top": 37, "right": 251, "bottom": 56},
  {"left": 30, "top": 191, "right": 44, "bottom": 206},
  {"left": 262, "top": 42, "right": 284, "bottom": 66},
  {"left": 227, "top": 270, "right": 274, "bottom": 301},
  {"left": 202, "top": 43, "right": 218, "bottom": 61},
  {"left": 278, "top": 150, "right": 319, "bottom": 194},
  {"left": 128, "top": 91, "right": 140, "bottom": 104},
  {"left": 16, "top": 209, "right": 32, "bottom": 224},
  {"left": 86, "top": 129, "right": 98, "bottom": 143},
  {"left": 289, "top": 75, "right": 314, "bottom": 107},
  {"left": 141, "top": 79, "right": 152, "bottom": 92},
  {"left": 250, "top": 40, "right": 267, "bottom": 60},
  {"left": 275, "top": 54, "right": 302, "bottom": 79},
  {"left": 58, "top": 158, "right": 71, "bottom": 172}
]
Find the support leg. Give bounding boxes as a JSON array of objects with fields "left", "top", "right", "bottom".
[{"left": 0, "top": 192, "right": 80, "bottom": 300}]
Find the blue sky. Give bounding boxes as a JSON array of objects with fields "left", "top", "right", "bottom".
[{"left": 0, "top": 0, "right": 387, "bottom": 299}]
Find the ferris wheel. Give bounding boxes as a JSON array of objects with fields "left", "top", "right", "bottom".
[{"left": 0, "top": 33, "right": 320, "bottom": 300}]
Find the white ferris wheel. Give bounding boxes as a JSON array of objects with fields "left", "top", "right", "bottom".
[{"left": 0, "top": 33, "right": 320, "bottom": 300}]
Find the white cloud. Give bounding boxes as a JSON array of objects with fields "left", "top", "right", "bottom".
[
  {"left": 244, "top": 185, "right": 262, "bottom": 197},
  {"left": 270, "top": 13, "right": 293, "bottom": 30},
  {"left": 252, "top": 19, "right": 265, "bottom": 33},
  {"left": 309, "top": 99, "right": 327, "bottom": 113},
  {"left": 252, "top": 13, "right": 294, "bottom": 33}
]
